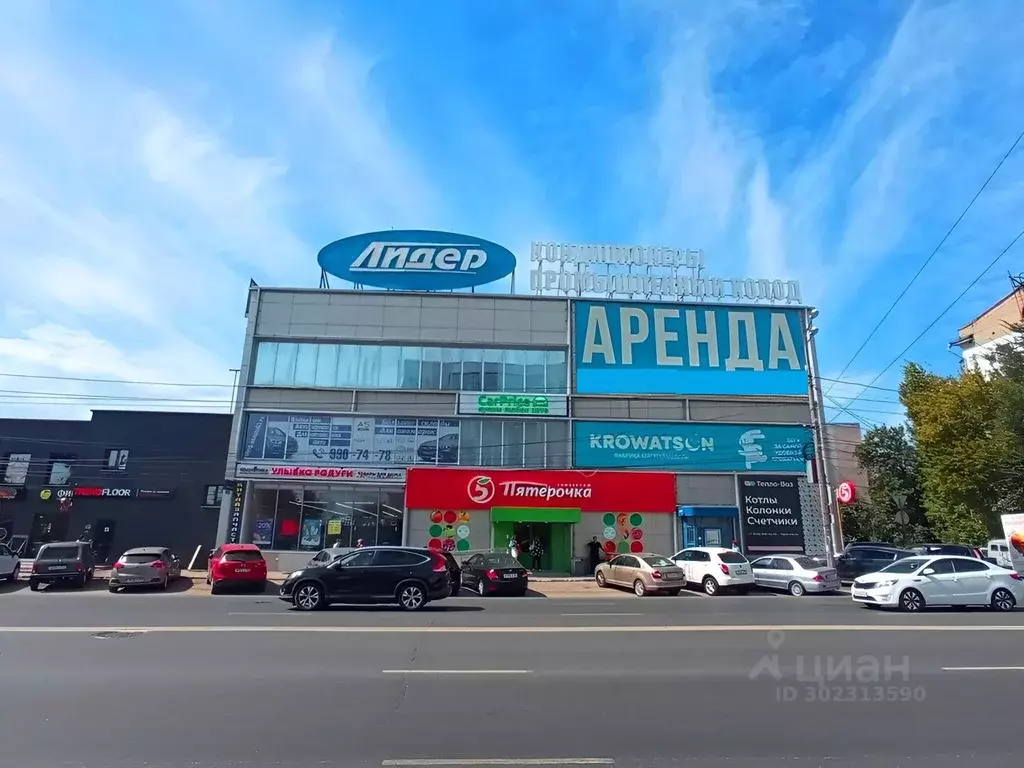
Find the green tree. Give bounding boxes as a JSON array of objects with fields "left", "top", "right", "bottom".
[
  {"left": 899, "top": 363, "right": 1001, "bottom": 543},
  {"left": 844, "top": 425, "right": 930, "bottom": 546}
]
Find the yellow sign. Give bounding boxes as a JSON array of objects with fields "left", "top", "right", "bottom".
[
  {"left": 327, "top": 519, "right": 342, "bottom": 536},
  {"left": 40, "top": 489, "right": 52, "bottom": 500}
]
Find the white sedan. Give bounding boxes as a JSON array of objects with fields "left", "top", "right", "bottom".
[
  {"left": 0, "top": 542, "right": 20, "bottom": 582},
  {"left": 852, "top": 555, "right": 1023, "bottom": 612}
]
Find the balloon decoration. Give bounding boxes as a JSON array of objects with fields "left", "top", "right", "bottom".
[
  {"left": 428, "top": 511, "right": 472, "bottom": 552},
  {"left": 601, "top": 512, "right": 644, "bottom": 553}
]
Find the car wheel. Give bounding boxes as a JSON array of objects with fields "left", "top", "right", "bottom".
[
  {"left": 160, "top": 575, "right": 169, "bottom": 591},
  {"left": 788, "top": 581, "right": 805, "bottom": 597},
  {"left": 210, "top": 581, "right": 221, "bottom": 595},
  {"left": 596, "top": 571, "right": 607, "bottom": 588},
  {"left": 633, "top": 579, "right": 647, "bottom": 597},
  {"left": 29, "top": 580, "right": 39, "bottom": 592},
  {"left": 702, "top": 576, "right": 719, "bottom": 596},
  {"left": 397, "top": 581, "right": 426, "bottom": 611},
  {"left": 665, "top": 589, "right": 681, "bottom": 596},
  {"left": 991, "top": 588, "right": 1017, "bottom": 612},
  {"left": 294, "top": 581, "right": 324, "bottom": 611},
  {"left": 477, "top": 579, "right": 486, "bottom": 597},
  {"left": 78, "top": 573, "right": 88, "bottom": 589},
  {"left": 898, "top": 588, "right": 925, "bottom": 612},
  {"left": 108, "top": 584, "right": 119, "bottom": 593}
]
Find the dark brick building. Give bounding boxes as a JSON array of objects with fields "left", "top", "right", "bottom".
[{"left": 0, "top": 410, "right": 231, "bottom": 564}]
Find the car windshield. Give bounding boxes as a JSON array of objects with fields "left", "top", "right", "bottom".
[
  {"left": 793, "top": 556, "right": 822, "bottom": 569},
  {"left": 122, "top": 553, "right": 162, "bottom": 564},
  {"left": 877, "top": 558, "right": 928, "bottom": 574},
  {"left": 483, "top": 553, "right": 521, "bottom": 567},
  {"left": 718, "top": 552, "right": 748, "bottom": 563},
  {"left": 223, "top": 550, "right": 264, "bottom": 563},
  {"left": 37, "top": 545, "right": 79, "bottom": 560},
  {"left": 641, "top": 556, "right": 674, "bottom": 567}
]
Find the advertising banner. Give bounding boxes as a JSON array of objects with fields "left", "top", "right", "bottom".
[
  {"left": 228, "top": 481, "right": 246, "bottom": 544},
  {"left": 241, "top": 412, "right": 460, "bottom": 466},
  {"left": 573, "top": 301, "right": 807, "bottom": 396},
  {"left": 406, "top": 467, "right": 677, "bottom": 513},
  {"left": 738, "top": 475, "right": 806, "bottom": 553},
  {"left": 456, "top": 392, "right": 568, "bottom": 417},
  {"left": 573, "top": 422, "right": 811, "bottom": 472},
  {"left": 999, "top": 513, "right": 1024, "bottom": 573},
  {"left": 235, "top": 465, "right": 406, "bottom": 483}
]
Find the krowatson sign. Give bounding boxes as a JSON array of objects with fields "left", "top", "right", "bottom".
[{"left": 317, "top": 230, "right": 517, "bottom": 291}]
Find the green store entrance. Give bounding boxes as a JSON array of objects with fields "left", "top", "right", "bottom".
[{"left": 491, "top": 507, "right": 580, "bottom": 574}]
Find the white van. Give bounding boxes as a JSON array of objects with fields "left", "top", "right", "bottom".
[{"left": 988, "top": 539, "right": 1012, "bottom": 568}]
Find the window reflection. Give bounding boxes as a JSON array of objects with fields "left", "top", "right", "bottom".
[
  {"left": 273, "top": 488, "right": 302, "bottom": 550},
  {"left": 253, "top": 342, "right": 567, "bottom": 394}
]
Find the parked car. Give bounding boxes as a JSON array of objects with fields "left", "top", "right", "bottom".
[
  {"left": 305, "top": 547, "right": 350, "bottom": 568},
  {"left": 0, "top": 542, "right": 20, "bottom": 582},
  {"left": 280, "top": 546, "right": 452, "bottom": 611},
  {"left": 670, "top": 547, "right": 753, "bottom": 595},
  {"left": 908, "top": 543, "right": 979, "bottom": 558},
  {"left": 851, "top": 555, "right": 1024, "bottom": 612},
  {"left": 109, "top": 547, "right": 182, "bottom": 592},
  {"left": 440, "top": 551, "right": 462, "bottom": 595},
  {"left": 835, "top": 545, "right": 915, "bottom": 582},
  {"left": 596, "top": 553, "right": 686, "bottom": 596},
  {"left": 461, "top": 551, "right": 529, "bottom": 596},
  {"left": 750, "top": 554, "right": 841, "bottom": 596},
  {"left": 208, "top": 544, "right": 268, "bottom": 594},
  {"left": 29, "top": 541, "right": 96, "bottom": 591}
]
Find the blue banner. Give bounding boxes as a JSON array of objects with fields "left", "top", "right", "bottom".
[
  {"left": 573, "top": 421, "right": 812, "bottom": 472},
  {"left": 573, "top": 301, "right": 807, "bottom": 395}
]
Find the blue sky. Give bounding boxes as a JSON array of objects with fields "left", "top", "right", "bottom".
[{"left": 1, "top": 0, "right": 1023, "bottom": 428}]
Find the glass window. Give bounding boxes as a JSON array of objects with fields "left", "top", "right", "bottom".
[
  {"left": 253, "top": 342, "right": 277, "bottom": 385},
  {"left": 224, "top": 550, "right": 265, "bottom": 563},
  {"left": 502, "top": 420, "right": 524, "bottom": 466},
  {"left": 294, "top": 344, "right": 318, "bottom": 387},
  {"left": 481, "top": 421, "right": 503, "bottom": 466},
  {"left": 47, "top": 455, "right": 74, "bottom": 485},
  {"left": 525, "top": 350, "right": 546, "bottom": 392},
  {"left": 314, "top": 344, "right": 339, "bottom": 388},
  {"left": 379, "top": 346, "right": 401, "bottom": 388},
  {"left": 421, "top": 347, "right": 442, "bottom": 390},
  {"left": 483, "top": 349, "right": 504, "bottom": 392},
  {"left": 300, "top": 488, "right": 330, "bottom": 551},
  {"left": 349, "top": 487, "right": 380, "bottom": 546},
  {"left": 545, "top": 421, "right": 569, "bottom": 468},
  {"left": 461, "top": 348, "right": 483, "bottom": 391},
  {"left": 324, "top": 486, "right": 354, "bottom": 548},
  {"left": 877, "top": 557, "right": 929, "bottom": 574},
  {"left": 336, "top": 345, "right": 359, "bottom": 388},
  {"left": 273, "top": 343, "right": 298, "bottom": 385},
  {"left": 375, "top": 550, "right": 425, "bottom": 567},
  {"left": 503, "top": 349, "right": 526, "bottom": 392},
  {"left": 952, "top": 558, "right": 990, "bottom": 573},
  {"left": 357, "top": 345, "right": 382, "bottom": 388},
  {"left": 524, "top": 421, "right": 545, "bottom": 467},
  {"left": 460, "top": 420, "right": 482, "bottom": 466},
  {"left": 250, "top": 487, "right": 277, "bottom": 548},
  {"left": 378, "top": 488, "right": 405, "bottom": 547},
  {"left": 273, "top": 489, "right": 302, "bottom": 550},
  {"left": 546, "top": 350, "right": 567, "bottom": 393},
  {"left": 440, "top": 348, "right": 462, "bottom": 390},
  {"left": 400, "top": 347, "right": 421, "bottom": 389}
]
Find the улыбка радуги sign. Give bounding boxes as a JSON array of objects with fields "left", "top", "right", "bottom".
[{"left": 317, "top": 230, "right": 517, "bottom": 291}]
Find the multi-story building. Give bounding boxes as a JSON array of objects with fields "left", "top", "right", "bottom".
[
  {"left": 951, "top": 278, "right": 1024, "bottom": 375},
  {"left": 219, "top": 233, "right": 830, "bottom": 573},
  {"left": 0, "top": 411, "right": 231, "bottom": 562}
]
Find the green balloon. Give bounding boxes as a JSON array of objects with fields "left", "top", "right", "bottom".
[
  {"left": 429, "top": 524, "right": 442, "bottom": 537},
  {"left": 456, "top": 539, "right": 470, "bottom": 551},
  {"left": 603, "top": 513, "right": 615, "bottom": 526},
  {"left": 629, "top": 513, "right": 643, "bottom": 527},
  {"left": 617, "top": 540, "right": 630, "bottom": 553}
]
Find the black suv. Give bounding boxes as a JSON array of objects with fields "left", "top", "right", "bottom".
[
  {"left": 835, "top": 545, "right": 914, "bottom": 582},
  {"left": 30, "top": 541, "right": 96, "bottom": 591},
  {"left": 280, "top": 546, "right": 453, "bottom": 611}
]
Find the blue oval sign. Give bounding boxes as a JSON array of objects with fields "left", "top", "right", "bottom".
[{"left": 317, "top": 230, "right": 517, "bottom": 291}]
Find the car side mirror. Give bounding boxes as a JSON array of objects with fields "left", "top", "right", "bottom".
[{"left": 922, "top": 568, "right": 936, "bottom": 576}]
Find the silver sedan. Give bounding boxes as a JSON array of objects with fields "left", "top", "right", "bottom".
[{"left": 749, "top": 554, "right": 841, "bottom": 596}]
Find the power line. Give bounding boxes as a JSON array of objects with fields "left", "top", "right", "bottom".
[
  {"left": 825, "top": 126, "right": 1024, "bottom": 395},
  {"left": 830, "top": 224, "right": 1024, "bottom": 422}
]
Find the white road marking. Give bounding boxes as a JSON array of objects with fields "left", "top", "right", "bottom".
[
  {"left": 942, "top": 666, "right": 1024, "bottom": 671},
  {"left": 560, "top": 613, "right": 643, "bottom": 617},
  {"left": 382, "top": 669, "right": 532, "bottom": 675},
  {"left": 382, "top": 760, "right": 614, "bottom": 766},
  {"left": 1, "top": 624, "right": 1024, "bottom": 633}
]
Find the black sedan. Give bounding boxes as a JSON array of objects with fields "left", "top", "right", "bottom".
[{"left": 460, "top": 552, "right": 530, "bottom": 596}]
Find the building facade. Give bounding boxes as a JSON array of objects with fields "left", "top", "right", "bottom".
[
  {"left": 220, "top": 286, "right": 828, "bottom": 573},
  {"left": 951, "top": 279, "right": 1024, "bottom": 376},
  {"left": 0, "top": 411, "right": 231, "bottom": 563}
]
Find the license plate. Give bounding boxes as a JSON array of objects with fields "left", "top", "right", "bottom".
[
  {"left": 735, "top": 568, "right": 747, "bottom": 574},
  {"left": 665, "top": 573, "right": 682, "bottom": 580},
  {"left": 235, "top": 568, "right": 251, "bottom": 573},
  {"left": 49, "top": 565, "right": 67, "bottom": 571},
  {"left": 502, "top": 573, "right": 518, "bottom": 579}
]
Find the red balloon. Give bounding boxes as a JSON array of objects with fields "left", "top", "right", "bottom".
[
  {"left": 602, "top": 540, "right": 617, "bottom": 553},
  {"left": 430, "top": 511, "right": 443, "bottom": 523},
  {"left": 630, "top": 528, "right": 643, "bottom": 540},
  {"left": 443, "top": 510, "right": 458, "bottom": 524},
  {"left": 629, "top": 540, "right": 644, "bottom": 553},
  {"left": 442, "top": 538, "right": 456, "bottom": 552},
  {"left": 427, "top": 538, "right": 442, "bottom": 550}
]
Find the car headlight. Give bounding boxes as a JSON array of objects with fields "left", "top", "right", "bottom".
[
  {"left": 288, "top": 570, "right": 304, "bottom": 579},
  {"left": 875, "top": 579, "right": 897, "bottom": 589}
]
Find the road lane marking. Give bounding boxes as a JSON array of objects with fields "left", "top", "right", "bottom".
[
  {"left": 2, "top": 624, "right": 1024, "bottom": 633},
  {"left": 383, "top": 760, "right": 614, "bottom": 766},
  {"left": 382, "top": 669, "right": 532, "bottom": 675},
  {"left": 942, "top": 666, "right": 1024, "bottom": 671},
  {"left": 560, "top": 613, "right": 642, "bottom": 617}
]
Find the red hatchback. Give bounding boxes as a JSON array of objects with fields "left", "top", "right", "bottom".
[{"left": 208, "top": 544, "right": 267, "bottom": 594}]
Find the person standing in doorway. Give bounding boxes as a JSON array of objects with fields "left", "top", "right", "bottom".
[
  {"left": 530, "top": 535, "right": 544, "bottom": 570},
  {"left": 586, "top": 535, "right": 602, "bottom": 574},
  {"left": 731, "top": 540, "right": 740, "bottom": 552},
  {"left": 356, "top": 538, "right": 365, "bottom": 548}
]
